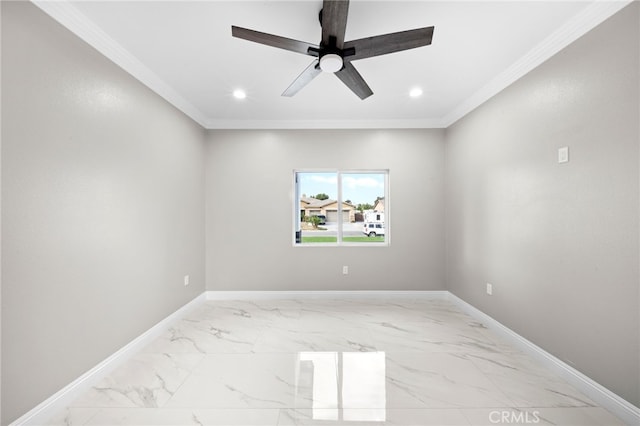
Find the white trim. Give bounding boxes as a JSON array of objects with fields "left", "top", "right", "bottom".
[
  {"left": 30, "top": 0, "right": 209, "bottom": 129},
  {"left": 30, "top": 1, "right": 631, "bottom": 130},
  {"left": 205, "top": 118, "right": 446, "bottom": 130},
  {"left": 441, "top": 0, "right": 634, "bottom": 127},
  {"left": 446, "top": 292, "right": 640, "bottom": 426},
  {"left": 206, "top": 290, "right": 450, "bottom": 301},
  {"left": 10, "top": 293, "right": 207, "bottom": 426},
  {"left": 207, "top": 288, "right": 639, "bottom": 424},
  {"left": 10, "top": 290, "right": 638, "bottom": 425},
  {"left": 293, "top": 169, "right": 391, "bottom": 247}
]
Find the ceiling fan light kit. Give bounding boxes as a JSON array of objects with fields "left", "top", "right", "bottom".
[
  {"left": 319, "top": 53, "right": 343, "bottom": 73},
  {"left": 231, "top": 0, "right": 434, "bottom": 100}
]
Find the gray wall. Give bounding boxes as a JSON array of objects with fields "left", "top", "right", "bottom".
[
  {"left": 2, "top": 0, "right": 639, "bottom": 423},
  {"left": 1, "top": 3, "right": 206, "bottom": 424},
  {"left": 205, "top": 129, "right": 446, "bottom": 291},
  {"left": 445, "top": 2, "right": 639, "bottom": 407}
]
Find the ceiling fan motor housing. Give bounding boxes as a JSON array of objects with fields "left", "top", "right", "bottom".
[
  {"left": 318, "top": 33, "right": 345, "bottom": 73},
  {"left": 232, "top": 0, "right": 434, "bottom": 99}
]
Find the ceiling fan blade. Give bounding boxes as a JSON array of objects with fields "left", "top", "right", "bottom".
[
  {"left": 343, "top": 26, "right": 434, "bottom": 61},
  {"left": 232, "top": 26, "right": 318, "bottom": 56},
  {"left": 321, "top": 0, "right": 349, "bottom": 48},
  {"left": 282, "top": 59, "right": 322, "bottom": 97},
  {"left": 335, "top": 62, "right": 373, "bottom": 100}
]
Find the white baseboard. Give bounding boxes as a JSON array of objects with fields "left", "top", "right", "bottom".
[
  {"left": 206, "top": 289, "right": 450, "bottom": 300},
  {"left": 11, "top": 293, "right": 207, "bottom": 426},
  {"left": 208, "top": 290, "right": 639, "bottom": 423},
  {"left": 446, "top": 292, "right": 640, "bottom": 426},
  {"left": 12, "top": 290, "right": 638, "bottom": 426}
]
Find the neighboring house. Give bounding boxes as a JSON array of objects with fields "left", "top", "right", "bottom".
[
  {"left": 373, "top": 198, "right": 385, "bottom": 212},
  {"left": 300, "top": 197, "right": 356, "bottom": 223}
]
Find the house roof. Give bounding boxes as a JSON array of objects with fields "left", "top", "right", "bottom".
[
  {"left": 301, "top": 197, "right": 334, "bottom": 208},
  {"left": 301, "top": 197, "right": 355, "bottom": 209}
]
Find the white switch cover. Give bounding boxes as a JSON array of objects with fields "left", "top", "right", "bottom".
[
  {"left": 342, "top": 266, "right": 349, "bottom": 275},
  {"left": 486, "top": 283, "right": 493, "bottom": 295},
  {"left": 184, "top": 275, "right": 190, "bottom": 286},
  {"left": 558, "top": 146, "right": 569, "bottom": 163}
]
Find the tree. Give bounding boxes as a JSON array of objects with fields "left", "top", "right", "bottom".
[
  {"left": 303, "top": 214, "right": 321, "bottom": 229},
  {"left": 315, "top": 193, "right": 329, "bottom": 200},
  {"left": 357, "top": 203, "right": 374, "bottom": 212}
]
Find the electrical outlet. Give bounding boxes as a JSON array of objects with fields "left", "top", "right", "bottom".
[
  {"left": 184, "top": 275, "right": 190, "bottom": 286},
  {"left": 486, "top": 283, "right": 493, "bottom": 295},
  {"left": 342, "top": 266, "right": 349, "bottom": 275},
  {"left": 558, "top": 146, "right": 569, "bottom": 163}
]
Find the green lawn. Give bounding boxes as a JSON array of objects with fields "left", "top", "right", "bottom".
[
  {"left": 344, "top": 236, "right": 385, "bottom": 243},
  {"left": 301, "top": 236, "right": 385, "bottom": 243}
]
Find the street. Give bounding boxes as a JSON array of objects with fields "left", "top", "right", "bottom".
[{"left": 301, "top": 221, "right": 366, "bottom": 237}]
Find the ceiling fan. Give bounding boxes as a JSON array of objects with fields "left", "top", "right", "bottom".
[{"left": 231, "top": 0, "right": 434, "bottom": 100}]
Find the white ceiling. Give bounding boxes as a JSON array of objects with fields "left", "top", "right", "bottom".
[{"left": 34, "top": 1, "right": 631, "bottom": 129}]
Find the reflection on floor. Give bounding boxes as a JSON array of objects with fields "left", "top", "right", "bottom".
[{"left": 46, "top": 298, "right": 625, "bottom": 425}]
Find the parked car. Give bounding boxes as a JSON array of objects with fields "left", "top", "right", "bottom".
[
  {"left": 314, "top": 215, "right": 326, "bottom": 225},
  {"left": 363, "top": 222, "right": 384, "bottom": 237}
]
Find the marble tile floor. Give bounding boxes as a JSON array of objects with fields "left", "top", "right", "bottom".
[{"left": 46, "top": 298, "right": 626, "bottom": 425}]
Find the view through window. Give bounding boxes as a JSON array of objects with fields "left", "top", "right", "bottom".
[{"left": 294, "top": 170, "right": 388, "bottom": 245}]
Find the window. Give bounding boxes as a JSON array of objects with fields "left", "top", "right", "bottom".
[{"left": 294, "top": 170, "right": 388, "bottom": 245}]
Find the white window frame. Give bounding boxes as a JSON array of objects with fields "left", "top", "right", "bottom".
[{"left": 293, "top": 169, "right": 390, "bottom": 247}]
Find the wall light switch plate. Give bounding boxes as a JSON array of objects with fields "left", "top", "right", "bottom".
[
  {"left": 184, "top": 275, "right": 190, "bottom": 286},
  {"left": 486, "top": 283, "right": 493, "bottom": 295},
  {"left": 342, "top": 266, "right": 349, "bottom": 275},
  {"left": 558, "top": 146, "right": 569, "bottom": 163}
]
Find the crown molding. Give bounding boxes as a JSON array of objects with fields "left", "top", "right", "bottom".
[
  {"left": 441, "top": 0, "right": 634, "bottom": 128},
  {"left": 205, "top": 118, "right": 447, "bottom": 130},
  {"left": 32, "top": 0, "right": 633, "bottom": 131},
  {"left": 31, "top": 0, "right": 210, "bottom": 129}
]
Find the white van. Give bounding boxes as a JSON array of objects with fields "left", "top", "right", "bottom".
[
  {"left": 364, "top": 212, "right": 384, "bottom": 223},
  {"left": 363, "top": 222, "right": 385, "bottom": 237}
]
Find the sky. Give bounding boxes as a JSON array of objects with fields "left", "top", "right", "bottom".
[{"left": 298, "top": 172, "right": 385, "bottom": 206}]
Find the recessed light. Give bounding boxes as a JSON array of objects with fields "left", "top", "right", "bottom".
[
  {"left": 233, "top": 89, "right": 247, "bottom": 100},
  {"left": 409, "top": 87, "right": 423, "bottom": 98}
]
